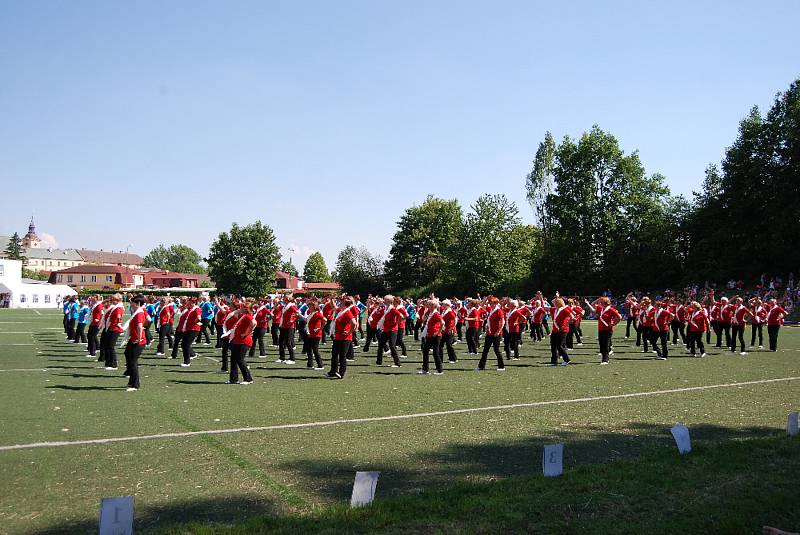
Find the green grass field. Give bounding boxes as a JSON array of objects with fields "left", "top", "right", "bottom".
[{"left": 0, "top": 309, "right": 798, "bottom": 534}]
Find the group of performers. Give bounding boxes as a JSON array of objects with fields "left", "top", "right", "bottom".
[{"left": 58, "top": 289, "right": 790, "bottom": 391}]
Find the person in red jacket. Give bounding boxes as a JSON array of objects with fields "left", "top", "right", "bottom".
[
  {"left": 124, "top": 295, "right": 147, "bottom": 391},
  {"left": 87, "top": 295, "right": 104, "bottom": 358},
  {"left": 440, "top": 299, "right": 458, "bottom": 363},
  {"left": 717, "top": 297, "right": 733, "bottom": 348},
  {"left": 329, "top": 296, "right": 357, "bottom": 379},
  {"left": 155, "top": 297, "right": 175, "bottom": 356},
  {"left": 566, "top": 298, "right": 584, "bottom": 349},
  {"left": 465, "top": 300, "right": 481, "bottom": 354},
  {"left": 305, "top": 300, "right": 326, "bottom": 369},
  {"left": 277, "top": 294, "right": 299, "bottom": 364},
  {"left": 637, "top": 297, "right": 656, "bottom": 354},
  {"left": 228, "top": 298, "right": 255, "bottom": 385},
  {"left": 687, "top": 301, "right": 709, "bottom": 357},
  {"left": 180, "top": 297, "right": 202, "bottom": 367},
  {"left": 477, "top": 296, "right": 506, "bottom": 371},
  {"left": 749, "top": 297, "right": 766, "bottom": 349},
  {"left": 505, "top": 300, "right": 525, "bottom": 361},
  {"left": 377, "top": 295, "right": 402, "bottom": 367},
  {"left": 103, "top": 293, "right": 125, "bottom": 370},
  {"left": 394, "top": 296, "right": 409, "bottom": 358},
  {"left": 270, "top": 297, "right": 282, "bottom": 347},
  {"left": 420, "top": 299, "right": 444, "bottom": 375},
  {"left": 214, "top": 299, "right": 229, "bottom": 349},
  {"left": 589, "top": 296, "right": 621, "bottom": 364},
  {"left": 249, "top": 298, "right": 270, "bottom": 358},
  {"left": 220, "top": 301, "right": 241, "bottom": 373},
  {"left": 549, "top": 297, "right": 573, "bottom": 366},
  {"left": 531, "top": 300, "right": 547, "bottom": 342},
  {"left": 671, "top": 300, "right": 688, "bottom": 346},
  {"left": 730, "top": 296, "right": 751, "bottom": 355},
  {"left": 653, "top": 301, "right": 675, "bottom": 360},
  {"left": 321, "top": 296, "right": 336, "bottom": 344},
  {"left": 624, "top": 295, "right": 639, "bottom": 340},
  {"left": 364, "top": 300, "right": 384, "bottom": 352},
  {"left": 765, "top": 298, "right": 788, "bottom": 351}
]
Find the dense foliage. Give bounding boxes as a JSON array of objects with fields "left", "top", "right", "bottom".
[
  {"left": 143, "top": 244, "right": 206, "bottom": 274},
  {"left": 206, "top": 222, "right": 281, "bottom": 296},
  {"left": 303, "top": 252, "right": 330, "bottom": 282}
]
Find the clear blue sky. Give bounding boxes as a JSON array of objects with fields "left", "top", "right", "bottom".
[{"left": 1, "top": 1, "right": 797, "bottom": 270}]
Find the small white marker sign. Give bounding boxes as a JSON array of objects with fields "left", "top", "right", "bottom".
[
  {"left": 787, "top": 412, "right": 799, "bottom": 437},
  {"left": 350, "top": 471, "right": 380, "bottom": 507},
  {"left": 670, "top": 424, "right": 692, "bottom": 454},
  {"left": 542, "top": 443, "right": 564, "bottom": 477},
  {"left": 99, "top": 496, "right": 134, "bottom": 535}
]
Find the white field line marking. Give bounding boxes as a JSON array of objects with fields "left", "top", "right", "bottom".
[
  {"left": 0, "top": 368, "right": 48, "bottom": 373},
  {"left": 204, "top": 356, "right": 220, "bottom": 363},
  {"left": 0, "top": 343, "right": 36, "bottom": 346},
  {"left": 0, "top": 375, "right": 797, "bottom": 452},
  {"left": 33, "top": 310, "right": 41, "bottom": 316}
]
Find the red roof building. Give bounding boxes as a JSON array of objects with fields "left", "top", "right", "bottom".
[
  {"left": 142, "top": 271, "right": 211, "bottom": 289},
  {"left": 48, "top": 265, "right": 143, "bottom": 290}
]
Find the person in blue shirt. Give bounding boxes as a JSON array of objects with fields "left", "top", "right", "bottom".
[
  {"left": 73, "top": 300, "right": 90, "bottom": 344},
  {"left": 65, "top": 297, "right": 80, "bottom": 341},
  {"left": 62, "top": 298, "right": 72, "bottom": 337},
  {"left": 197, "top": 296, "right": 215, "bottom": 345}
]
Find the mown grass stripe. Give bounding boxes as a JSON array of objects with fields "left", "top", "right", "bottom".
[{"left": 1, "top": 375, "right": 797, "bottom": 452}]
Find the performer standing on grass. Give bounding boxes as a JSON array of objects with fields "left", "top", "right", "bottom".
[
  {"left": 477, "top": 296, "right": 506, "bottom": 371},
  {"left": 654, "top": 300, "right": 675, "bottom": 360},
  {"left": 638, "top": 297, "right": 656, "bottom": 353},
  {"left": 420, "top": 298, "right": 444, "bottom": 375},
  {"left": 278, "top": 294, "right": 299, "bottom": 364},
  {"left": 440, "top": 299, "right": 458, "bottom": 363},
  {"left": 123, "top": 295, "right": 147, "bottom": 391},
  {"left": 250, "top": 298, "right": 269, "bottom": 358},
  {"left": 765, "top": 298, "right": 788, "bottom": 351},
  {"left": 180, "top": 297, "right": 202, "bottom": 367},
  {"left": 587, "top": 296, "right": 621, "bottom": 364},
  {"left": 214, "top": 299, "right": 228, "bottom": 349},
  {"left": 718, "top": 297, "right": 733, "bottom": 348},
  {"left": 687, "top": 301, "right": 709, "bottom": 357},
  {"left": 465, "top": 299, "right": 481, "bottom": 355},
  {"left": 197, "top": 296, "right": 214, "bottom": 345},
  {"left": 329, "top": 296, "right": 357, "bottom": 379},
  {"left": 395, "top": 296, "right": 409, "bottom": 358},
  {"left": 227, "top": 299, "right": 255, "bottom": 385},
  {"left": 73, "top": 300, "right": 89, "bottom": 344},
  {"left": 220, "top": 301, "right": 241, "bottom": 373},
  {"left": 730, "top": 296, "right": 750, "bottom": 355},
  {"left": 548, "top": 297, "right": 572, "bottom": 366},
  {"left": 156, "top": 297, "right": 175, "bottom": 355},
  {"left": 625, "top": 295, "right": 639, "bottom": 340},
  {"left": 270, "top": 297, "right": 282, "bottom": 347},
  {"left": 749, "top": 297, "right": 766, "bottom": 349},
  {"left": 505, "top": 300, "right": 525, "bottom": 361},
  {"left": 87, "top": 295, "right": 104, "bottom": 358},
  {"left": 376, "top": 295, "right": 402, "bottom": 367},
  {"left": 103, "top": 294, "right": 124, "bottom": 371},
  {"left": 305, "top": 301, "right": 326, "bottom": 370}
]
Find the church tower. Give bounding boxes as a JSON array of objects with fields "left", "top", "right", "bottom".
[{"left": 21, "top": 217, "right": 41, "bottom": 248}]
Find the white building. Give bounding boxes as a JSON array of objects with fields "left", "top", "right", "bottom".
[{"left": 0, "top": 259, "right": 76, "bottom": 309}]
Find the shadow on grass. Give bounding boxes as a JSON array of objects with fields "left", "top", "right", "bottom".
[
  {"left": 271, "top": 422, "right": 780, "bottom": 503},
  {"left": 48, "top": 384, "right": 123, "bottom": 391},
  {"left": 36, "top": 494, "right": 282, "bottom": 535}
]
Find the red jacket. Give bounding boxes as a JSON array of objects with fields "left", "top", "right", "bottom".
[
  {"left": 307, "top": 311, "right": 326, "bottom": 338},
  {"left": 128, "top": 309, "right": 147, "bottom": 345},
  {"left": 232, "top": 313, "right": 254, "bottom": 345},
  {"left": 596, "top": 305, "right": 621, "bottom": 332},
  {"left": 551, "top": 306, "right": 571, "bottom": 333},
  {"left": 254, "top": 306, "right": 270, "bottom": 329},
  {"left": 90, "top": 303, "right": 104, "bottom": 327},
  {"left": 334, "top": 308, "right": 356, "bottom": 340},
  {"left": 466, "top": 307, "right": 481, "bottom": 328},
  {"left": 108, "top": 306, "right": 124, "bottom": 333},
  {"left": 184, "top": 306, "right": 202, "bottom": 332},
  {"left": 654, "top": 308, "right": 674, "bottom": 332},
  {"left": 486, "top": 307, "right": 505, "bottom": 336},
  {"left": 382, "top": 306, "right": 401, "bottom": 332},
  {"left": 507, "top": 309, "right": 525, "bottom": 334},
  {"left": 280, "top": 303, "right": 299, "bottom": 329},
  {"left": 766, "top": 305, "right": 788, "bottom": 325},
  {"left": 688, "top": 309, "right": 709, "bottom": 332},
  {"left": 426, "top": 310, "right": 444, "bottom": 337},
  {"left": 442, "top": 309, "right": 457, "bottom": 335}
]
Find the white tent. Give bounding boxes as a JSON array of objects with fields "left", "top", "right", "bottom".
[{"left": 0, "top": 259, "right": 76, "bottom": 309}]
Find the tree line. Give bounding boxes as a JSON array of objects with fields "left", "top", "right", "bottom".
[{"left": 83, "top": 77, "right": 800, "bottom": 298}]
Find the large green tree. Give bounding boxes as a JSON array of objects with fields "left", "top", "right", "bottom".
[
  {"left": 335, "top": 245, "right": 385, "bottom": 296},
  {"left": 143, "top": 244, "right": 206, "bottom": 273},
  {"left": 303, "top": 252, "right": 330, "bottom": 282},
  {"left": 384, "top": 195, "right": 463, "bottom": 292},
  {"left": 3, "top": 233, "right": 25, "bottom": 265},
  {"left": 527, "top": 126, "right": 682, "bottom": 292},
  {"left": 444, "top": 194, "right": 538, "bottom": 295},
  {"left": 206, "top": 221, "right": 281, "bottom": 296},
  {"left": 686, "top": 78, "right": 800, "bottom": 281}
]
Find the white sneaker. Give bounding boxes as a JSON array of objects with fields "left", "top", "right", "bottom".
[
  {"left": 740, "top": 352, "right": 747, "bottom": 356},
  {"left": 497, "top": 367, "right": 506, "bottom": 371},
  {"left": 759, "top": 345, "right": 763, "bottom": 349},
  {"left": 600, "top": 361, "right": 609, "bottom": 365},
  {"left": 258, "top": 355, "right": 267, "bottom": 359},
  {"left": 418, "top": 370, "right": 430, "bottom": 375},
  {"left": 701, "top": 353, "right": 707, "bottom": 357},
  {"left": 306, "top": 366, "right": 315, "bottom": 370},
  {"left": 390, "top": 364, "right": 400, "bottom": 368},
  {"left": 657, "top": 357, "right": 667, "bottom": 361},
  {"left": 240, "top": 381, "right": 253, "bottom": 385},
  {"left": 285, "top": 360, "right": 296, "bottom": 364},
  {"left": 180, "top": 363, "right": 190, "bottom": 367},
  {"left": 275, "top": 359, "right": 283, "bottom": 363},
  {"left": 314, "top": 366, "right": 325, "bottom": 371},
  {"left": 156, "top": 352, "right": 165, "bottom": 356},
  {"left": 126, "top": 387, "right": 138, "bottom": 392},
  {"left": 104, "top": 367, "right": 118, "bottom": 371},
  {"left": 577, "top": 343, "right": 583, "bottom": 346},
  {"left": 433, "top": 371, "right": 444, "bottom": 375},
  {"left": 400, "top": 355, "right": 408, "bottom": 358}
]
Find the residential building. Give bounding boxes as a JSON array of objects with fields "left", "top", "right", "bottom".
[
  {"left": 141, "top": 270, "right": 213, "bottom": 289},
  {"left": 77, "top": 249, "right": 144, "bottom": 269},
  {"left": 48, "top": 265, "right": 143, "bottom": 290}
]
